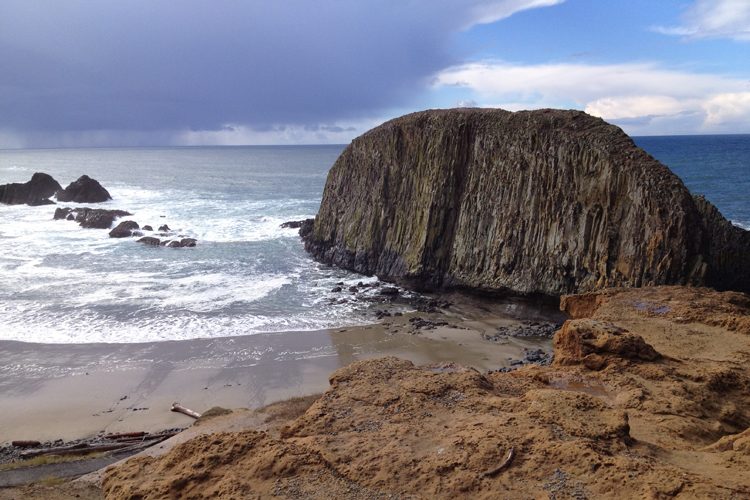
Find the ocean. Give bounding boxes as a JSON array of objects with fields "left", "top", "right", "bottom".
[{"left": 1, "top": 136, "right": 748, "bottom": 344}]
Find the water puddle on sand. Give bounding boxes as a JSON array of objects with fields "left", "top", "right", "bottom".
[{"left": 548, "top": 380, "right": 608, "bottom": 397}]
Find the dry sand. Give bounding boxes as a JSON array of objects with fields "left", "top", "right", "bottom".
[{"left": 0, "top": 293, "right": 562, "bottom": 445}]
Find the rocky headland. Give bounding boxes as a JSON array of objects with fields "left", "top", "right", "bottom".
[
  {"left": 303, "top": 108, "right": 750, "bottom": 296},
  {"left": 101, "top": 286, "right": 750, "bottom": 499}
]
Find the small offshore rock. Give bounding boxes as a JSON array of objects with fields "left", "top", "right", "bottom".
[
  {"left": 180, "top": 238, "right": 197, "bottom": 248},
  {"left": 379, "top": 286, "right": 399, "bottom": 296},
  {"left": 142, "top": 225, "right": 153, "bottom": 231},
  {"left": 74, "top": 208, "right": 132, "bottom": 229},
  {"left": 109, "top": 220, "right": 140, "bottom": 238},
  {"left": 158, "top": 224, "right": 170, "bottom": 232},
  {"left": 0, "top": 172, "right": 62, "bottom": 206},
  {"left": 56, "top": 175, "right": 112, "bottom": 203},
  {"left": 54, "top": 207, "right": 74, "bottom": 220},
  {"left": 280, "top": 220, "right": 304, "bottom": 229}
]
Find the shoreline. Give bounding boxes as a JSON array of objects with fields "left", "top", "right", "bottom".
[{"left": 0, "top": 293, "right": 563, "bottom": 446}]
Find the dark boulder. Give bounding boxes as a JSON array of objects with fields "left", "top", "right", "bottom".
[
  {"left": 54, "top": 207, "right": 74, "bottom": 220},
  {"left": 136, "top": 237, "right": 161, "bottom": 246},
  {"left": 282, "top": 219, "right": 315, "bottom": 238},
  {"left": 55, "top": 175, "right": 112, "bottom": 203},
  {"left": 74, "top": 208, "right": 132, "bottom": 229},
  {"left": 158, "top": 224, "right": 170, "bottom": 232},
  {"left": 161, "top": 238, "right": 197, "bottom": 248},
  {"left": 142, "top": 225, "right": 153, "bottom": 231},
  {"left": 109, "top": 220, "right": 140, "bottom": 238},
  {"left": 66, "top": 214, "right": 75, "bottom": 221},
  {"left": 0, "top": 173, "right": 62, "bottom": 206}
]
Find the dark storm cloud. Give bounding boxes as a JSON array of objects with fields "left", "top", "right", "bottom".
[{"left": 0, "top": 0, "right": 516, "bottom": 136}]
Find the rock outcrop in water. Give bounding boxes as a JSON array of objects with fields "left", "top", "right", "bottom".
[
  {"left": 55, "top": 175, "right": 112, "bottom": 203},
  {"left": 304, "top": 108, "right": 750, "bottom": 296},
  {"left": 54, "top": 207, "right": 132, "bottom": 229},
  {"left": 0, "top": 173, "right": 62, "bottom": 206}
]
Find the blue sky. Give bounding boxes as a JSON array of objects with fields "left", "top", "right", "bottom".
[{"left": 0, "top": 0, "right": 748, "bottom": 148}]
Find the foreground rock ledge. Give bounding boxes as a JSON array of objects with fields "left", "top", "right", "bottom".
[
  {"left": 304, "top": 108, "right": 750, "bottom": 295},
  {"left": 103, "top": 286, "right": 750, "bottom": 499}
]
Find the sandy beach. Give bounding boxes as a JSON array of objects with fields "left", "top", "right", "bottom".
[{"left": 0, "top": 293, "right": 563, "bottom": 445}]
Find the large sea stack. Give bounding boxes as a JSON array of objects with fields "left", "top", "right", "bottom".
[
  {"left": 56, "top": 174, "right": 112, "bottom": 203},
  {"left": 304, "top": 108, "right": 750, "bottom": 295},
  {"left": 0, "top": 172, "right": 62, "bottom": 206}
]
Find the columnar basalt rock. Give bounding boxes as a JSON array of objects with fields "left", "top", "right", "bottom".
[{"left": 304, "top": 108, "right": 750, "bottom": 295}]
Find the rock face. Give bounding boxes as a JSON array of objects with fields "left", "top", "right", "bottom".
[
  {"left": 305, "top": 108, "right": 750, "bottom": 296},
  {"left": 55, "top": 175, "right": 112, "bottom": 203},
  {"left": 0, "top": 173, "right": 62, "bottom": 205}
]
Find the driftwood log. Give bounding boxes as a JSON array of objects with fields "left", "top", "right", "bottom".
[
  {"left": 105, "top": 431, "right": 146, "bottom": 440},
  {"left": 116, "top": 432, "right": 178, "bottom": 443},
  {"left": 482, "top": 446, "right": 515, "bottom": 477},
  {"left": 20, "top": 443, "right": 131, "bottom": 459},
  {"left": 171, "top": 402, "right": 201, "bottom": 419}
]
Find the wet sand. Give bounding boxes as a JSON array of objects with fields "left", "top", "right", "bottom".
[{"left": 0, "top": 295, "right": 563, "bottom": 445}]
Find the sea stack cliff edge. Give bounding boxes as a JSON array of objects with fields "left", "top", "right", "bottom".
[{"left": 304, "top": 108, "right": 750, "bottom": 296}]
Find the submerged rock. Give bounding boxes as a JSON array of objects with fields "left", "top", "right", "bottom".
[
  {"left": 55, "top": 175, "right": 112, "bottom": 203},
  {"left": 0, "top": 173, "right": 62, "bottom": 206},
  {"left": 304, "top": 108, "right": 750, "bottom": 295}
]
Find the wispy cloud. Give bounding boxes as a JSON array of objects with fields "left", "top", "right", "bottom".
[
  {"left": 468, "top": 0, "right": 565, "bottom": 26},
  {"left": 433, "top": 60, "right": 750, "bottom": 134},
  {"left": 652, "top": 0, "right": 750, "bottom": 41}
]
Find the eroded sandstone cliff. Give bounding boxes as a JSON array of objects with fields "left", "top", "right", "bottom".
[
  {"left": 305, "top": 108, "right": 750, "bottom": 295},
  {"left": 102, "top": 286, "right": 750, "bottom": 499}
]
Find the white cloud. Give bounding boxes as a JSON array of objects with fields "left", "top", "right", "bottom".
[
  {"left": 453, "top": 100, "right": 479, "bottom": 108},
  {"left": 654, "top": 0, "right": 750, "bottom": 41},
  {"left": 703, "top": 92, "right": 750, "bottom": 125},
  {"left": 467, "top": 0, "right": 565, "bottom": 26},
  {"left": 433, "top": 60, "right": 750, "bottom": 134}
]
